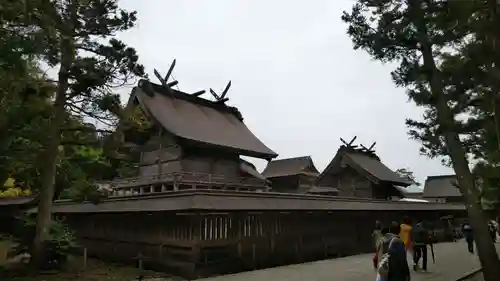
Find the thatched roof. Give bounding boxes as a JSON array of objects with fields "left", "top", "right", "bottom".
[
  {"left": 262, "top": 156, "right": 319, "bottom": 178},
  {"left": 131, "top": 80, "right": 278, "bottom": 160},
  {"left": 317, "top": 147, "right": 412, "bottom": 186},
  {"left": 422, "top": 175, "right": 461, "bottom": 198}
]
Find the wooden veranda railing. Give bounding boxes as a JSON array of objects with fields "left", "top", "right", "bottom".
[{"left": 98, "top": 172, "right": 270, "bottom": 197}]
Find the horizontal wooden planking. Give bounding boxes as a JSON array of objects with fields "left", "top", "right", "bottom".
[{"left": 48, "top": 189, "right": 466, "bottom": 213}]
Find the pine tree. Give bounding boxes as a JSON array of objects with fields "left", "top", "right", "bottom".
[
  {"left": 342, "top": 1, "right": 500, "bottom": 279},
  {"left": 8, "top": 0, "right": 146, "bottom": 265}
]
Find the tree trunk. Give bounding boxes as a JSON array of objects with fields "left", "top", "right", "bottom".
[
  {"left": 31, "top": 37, "right": 73, "bottom": 266},
  {"left": 487, "top": 0, "right": 500, "bottom": 151},
  {"left": 409, "top": 1, "right": 500, "bottom": 279}
]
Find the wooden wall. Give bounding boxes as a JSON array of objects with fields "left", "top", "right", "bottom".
[
  {"left": 319, "top": 167, "right": 373, "bottom": 198},
  {"left": 136, "top": 132, "right": 244, "bottom": 181},
  {"left": 139, "top": 133, "right": 182, "bottom": 176},
  {"left": 181, "top": 147, "right": 241, "bottom": 180},
  {"left": 268, "top": 176, "right": 299, "bottom": 192},
  {"left": 268, "top": 175, "right": 318, "bottom": 193},
  {"left": 64, "top": 208, "right": 462, "bottom": 279}
]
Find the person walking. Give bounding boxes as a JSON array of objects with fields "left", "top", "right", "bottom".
[
  {"left": 411, "top": 221, "right": 428, "bottom": 271},
  {"left": 399, "top": 217, "right": 413, "bottom": 253},
  {"left": 497, "top": 217, "right": 500, "bottom": 237},
  {"left": 488, "top": 220, "right": 497, "bottom": 243},
  {"left": 462, "top": 221, "right": 474, "bottom": 253},
  {"left": 374, "top": 221, "right": 411, "bottom": 281},
  {"left": 373, "top": 221, "right": 383, "bottom": 250}
]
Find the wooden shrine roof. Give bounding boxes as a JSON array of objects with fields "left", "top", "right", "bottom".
[
  {"left": 133, "top": 80, "right": 278, "bottom": 160},
  {"left": 423, "top": 175, "right": 461, "bottom": 198},
  {"left": 44, "top": 189, "right": 465, "bottom": 214},
  {"left": 318, "top": 146, "right": 412, "bottom": 187},
  {"left": 262, "top": 156, "right": 320, "bottom": 178},
  {"left": 240, "top": 160, "right": 267, "bottom": 181}
]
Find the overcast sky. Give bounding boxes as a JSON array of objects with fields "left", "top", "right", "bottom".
[{"left": 117, "top": 0, "right": 453, "bottom": 190}]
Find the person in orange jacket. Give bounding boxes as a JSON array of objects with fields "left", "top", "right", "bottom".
[{"left": 399, "top": 217, "right": 413, "bottom": 253}]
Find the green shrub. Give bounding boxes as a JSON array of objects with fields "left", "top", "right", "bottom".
[{"left": 8, "top": 215, "right": 78, "bottom": 269}]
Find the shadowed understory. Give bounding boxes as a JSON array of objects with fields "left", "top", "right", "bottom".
[{"left": 2, "top": 240, "right": 497, "bottom": 281}]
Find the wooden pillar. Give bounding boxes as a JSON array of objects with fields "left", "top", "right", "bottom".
[
  {"left": 351, "top": 177, "right": 356, "bottom": 196},
  {"left": 189, "top": 213, "right": 202, "bottom": 277},
  {"left": 268, "top": 213, "right": 276, "bottom": 254},
  {"left": 294, "top": 212, "right": 303, "bottom": 263},
  {"left": 234, "top": 213, "right": 243, "bottom": 258}
]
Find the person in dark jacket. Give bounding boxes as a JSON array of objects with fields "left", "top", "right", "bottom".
[
  {"left": 497, "top": 217, "right": 500, "bottom": 237},
  {"left": 462, "top": 222, "right": 474, "bottom": 253},
  {"left": 376, "top": 221, "right": 411, "bottom": 281},
  {"left": 411, "top": 221, "right": 428, "bottom": 271},
  {"left": 488, "top": 220, "right": 496, "bottom": 242}
]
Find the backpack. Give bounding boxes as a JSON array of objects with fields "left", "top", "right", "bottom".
[
  {"left": 413, "top": 225, "right": 427, "bottom": 244},
  {"left": 377, "top": 237, "right": 396, "bottom": 278}
]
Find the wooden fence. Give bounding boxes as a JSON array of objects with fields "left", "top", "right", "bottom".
[{"left": 63, "top": 207, "right": 463, "bottom": 279}]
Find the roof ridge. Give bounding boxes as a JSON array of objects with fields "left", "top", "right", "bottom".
[
  {"left": 340, "top": 146, "right": 381, "bottom": 161},
  {"left": 426, "top": 175, "right": 456, "bottom": 180},
  {"left": 139, "top": 79, "right": 244, "bottom": 121}
]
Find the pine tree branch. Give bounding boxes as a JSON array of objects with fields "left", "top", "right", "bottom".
[{"left": 66, "top": 103, "right": 115, "bottom": 127}]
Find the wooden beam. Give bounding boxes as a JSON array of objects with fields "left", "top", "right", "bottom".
[
  {"left": 340, "top": 137, "right": 357, "bottom": 148},
  {"left": 191, "top": 90, "right": 206, "bottom": 97},
  {"left": 348, "top": 136, "right": 357, "bottom": 146},
  {"left": 209, "top": 88, "right": 220, "bottom": 100},
  {"left": 164, "top": 59, "right": 176, "bottom": 82},
  {"left": 220, "top": 80, "right": 232, "bottom": 99},
  {"left": 167, "top": 80, "right": 178, "bottom": 87},
  {"left": 214, "top": 98, "right": 229, "bottom": 104},
  {"left": 368, "top": 141, "right": 376, "bottom": 151},
  {"left": 153, "top": 69, "right": 176, "bottom": 97},
  {"left": 154, "top": 69, "right": 166, "bottom": 87}
]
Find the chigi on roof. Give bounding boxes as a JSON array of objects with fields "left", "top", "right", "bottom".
[
  {"left": 316, "top": 136, "right": 412, "bottom": 200},
  {"left": 128, "top": 60, "right": 278, "bottom": 160}
]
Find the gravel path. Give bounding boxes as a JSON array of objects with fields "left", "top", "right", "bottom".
[{"left": 192, "top": 240, "right": 498, "bottom": 281}]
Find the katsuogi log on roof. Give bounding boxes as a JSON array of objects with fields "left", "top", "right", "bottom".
[
  {"left": 262, "top": 156, "right": 319, "bottom": 178},
  {"left": 130, "top": 79, "right": 278, "bottom": 160}
]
